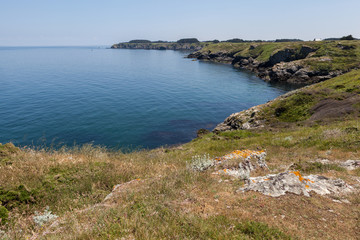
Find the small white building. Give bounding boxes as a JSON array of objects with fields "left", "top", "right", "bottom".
[{"left": 314, "top": 38, "right": 323, "bottom": 41}]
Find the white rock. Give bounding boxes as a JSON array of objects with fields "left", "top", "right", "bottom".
[
  {"left": 238, "top": 171, "right": 353, "bottom": 197},
  {"left": 339, "top": 160, "right": 360, "bottom": 170},
  {"left": 214, "top": 150, "right": 268, "bottom": 180}
]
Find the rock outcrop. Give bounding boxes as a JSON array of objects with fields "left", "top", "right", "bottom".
[
  {"left": 187, "top": 46, "right": 349, "bottom": 85},
  {"left": 339, "top": 160, "right": 360, "bottom": 170},
  {"left": 238, "top": 171, "right": 354, "bottom": 197},
  {"left": 212, "top": 150, "right": 269, "bottom": 179},
  {"left": 213, "top": 105, "right": 266, "bottom": 132},
  {"left": 213, "top": 87, "right": 306, "bottom": 132},
  {"left": 259, "top": 59, "right": 344, "bottom": 84}
]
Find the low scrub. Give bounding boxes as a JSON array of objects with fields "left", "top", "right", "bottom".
[{"left": 290, "top": 161, "right": 345, "bottom": 174}]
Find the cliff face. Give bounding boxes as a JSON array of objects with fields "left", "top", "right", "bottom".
[
  {"left": 188, "top": 48, "right": 341, "bottom": 84},
  {"left": 188, "top": 41, "right": 360, "bottom": 85},
  {"left": 111, "top": 42, "right": 206, "bottom": 51}
]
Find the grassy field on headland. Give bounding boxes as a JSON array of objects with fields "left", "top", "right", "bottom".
[
  {"left": 1, "top": 48, "right": 360, "bottom": 239},
  {"left": 195, "top": 40, "right": 360, "bottom": 71}
]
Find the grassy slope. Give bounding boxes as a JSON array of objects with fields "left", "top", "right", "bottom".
[
  {"left": 198, "top": 40, "right": 360, "bottom": 72},
  {"left": 260, "top": 69, "right": 360, "bottom": 123},
  {"left": 0, "top": 73, "right": 360, "bottom": 239}
]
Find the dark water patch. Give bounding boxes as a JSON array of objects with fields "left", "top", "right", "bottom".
[{"left": 143, "top": 119, "right": 218, "bottom": 148}]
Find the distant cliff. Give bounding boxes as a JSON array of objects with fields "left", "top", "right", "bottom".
[
  {"left": 111, "top": 42, "right": 206, "bottom": 51},
  {"left": 111, "top": 38, "right": 207, "bottom": 51}
]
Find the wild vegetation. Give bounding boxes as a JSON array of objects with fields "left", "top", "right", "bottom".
[{"left": 260, "top": 69, "right": 360, "bottom": 123}]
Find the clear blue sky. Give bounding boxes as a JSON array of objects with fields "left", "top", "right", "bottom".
[{"left": 1, "top": 0, "right": 359, "bottom": 46}]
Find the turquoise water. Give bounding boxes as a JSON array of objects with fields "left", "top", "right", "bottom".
[{"left": 0, "top": 47, "right": 296, "bottom": 149}]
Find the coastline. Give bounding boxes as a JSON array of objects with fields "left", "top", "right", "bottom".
[
  {"left": 111, "top": 40, "right": 360, "bottom": 135},
  {"left": 1, "top": 45, "right": 360, "bottom": 240},
  {"left": 112, "top": 40, "right": 360, "bottom": 86},
  {"left": 111, "top": 42, "right": 207, "bottom": 51}
]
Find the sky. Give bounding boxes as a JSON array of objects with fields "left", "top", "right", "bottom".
[{"left": 1, "top": 0, "right": 359, "bottom": 46}]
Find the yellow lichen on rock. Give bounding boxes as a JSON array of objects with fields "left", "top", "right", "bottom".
[{"left": 216, "top": 149, "right": 266, "bottom": 162}]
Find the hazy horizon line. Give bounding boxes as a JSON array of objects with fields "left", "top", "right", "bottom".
[{"left": 3, "top": 36, "right": 359, "bottom": 48}]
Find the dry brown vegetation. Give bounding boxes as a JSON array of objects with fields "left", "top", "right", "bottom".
[{"left": 1, "top": 116, "right": 359, "bottom": 239}]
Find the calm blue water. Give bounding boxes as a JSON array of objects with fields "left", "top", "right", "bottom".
[{"left": 0, "top": 47, "right": 296, "bottom": 149}]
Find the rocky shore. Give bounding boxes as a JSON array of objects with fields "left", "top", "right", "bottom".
[
  {"left": 188, "top": 45, "right": 348, "bottom": 85},
  {"left": 111, "top": 40, "right": 360, "bottom": 86}
]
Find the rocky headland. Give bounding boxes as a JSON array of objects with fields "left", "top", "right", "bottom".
[
  {"left": 111, "top": 42, "right": 205, "bottom": 51},
  {"left": 111, "top": 38, "right": 208, "bottom": 51},
  {"left": 188, "top": 41, "right": 360, "bottom": 85}
]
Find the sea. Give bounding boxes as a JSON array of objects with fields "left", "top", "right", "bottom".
[{"left": 0, "top": 46, "right": 297, "bottom": 149}]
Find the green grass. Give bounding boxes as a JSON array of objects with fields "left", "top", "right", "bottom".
[
  {"left": 218, "top": 130, "right": 259, "bottom": 139},
  {"left": 256, "top": 69, "right": 360, "bottom": 123},
  {"left": 271, "top": 92, "right": 316, "bottom": 122},
  {"left": 313, "top": 69, "right": 360, "bottom": 92},
  {"left": 290, "top": 161, "right": 345, "bottom": 174},
  {"left": 247, "top": 42, "right": 288, "bottom": 62},
  {"left": 191, "top": 120, "right": 360, "bottom": 152},
  {"left": 201, "top": 42, "right": 251, "bottom": 55},
  {"left": 198, "top": 40, "right": 360, "bottom": 72},
  {"left": 84, "top": 211, "right": 292, "bottom": 240}
]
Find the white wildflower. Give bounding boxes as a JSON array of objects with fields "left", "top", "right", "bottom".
[{"left": 33, "top": 206, "right": 58, "bottom": 226}]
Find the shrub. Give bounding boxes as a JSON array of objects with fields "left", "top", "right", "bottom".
[
  {"left": 177, "top": 38, "right": 199, "bottom": 44},
  {"left": 33, "top": 206, "right": 58, "bottom": 226},
  {"left": 189, "top": 154, "right": 214, "bottom": 171},
  {"left": 340, "top": 35, "right": 355, "bottom": 40},
  {"left": 0, "top": 206, "right": 9, "bottom": 225},
  {"left": 223, "top": 38, "right": 244, "bottom": 43},
  {"left": 0, "top": 185, "right": 35, "bottom": 210},
  {"left": 129, "top": 39, "right": 151, "bottom": 43}
]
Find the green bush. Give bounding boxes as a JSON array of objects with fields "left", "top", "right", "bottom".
[
  {"left": 177, "top": 38, "right": 199, "bottom": 43},
  {"left": 0, "top": 185, "right": 35, "bottom": 210},
  {"left": 0, "top": 206, "right": 9, "bottom": 225}
]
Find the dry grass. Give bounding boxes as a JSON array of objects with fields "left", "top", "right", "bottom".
[
  {"left": 1, "top": 118, "right": 359, "bottom": 239},
  {"left": 1, "top": 98, "right": 360, "bottom": 239}
]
